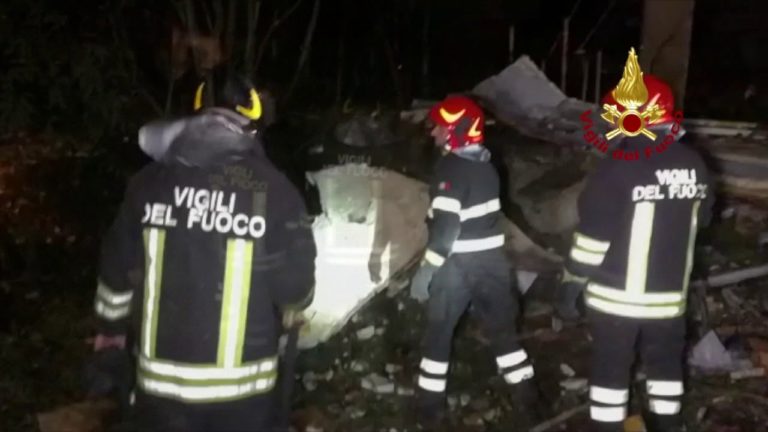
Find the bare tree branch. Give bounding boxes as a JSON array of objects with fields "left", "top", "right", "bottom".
[
  {"left": 284, "top": 0, "right": 321, "bottom": 103},
  {"left": 225, "top": 0, "right": 237, "bottom": 70},
  {"left": 253, "top": 0, "right": 303, "bottom": 73},
  {"left": 244, "top": 1, "right": 262, "bottom": 76},
  {"left": 213, "top": 0, "right": 225, "bottom": 36}
]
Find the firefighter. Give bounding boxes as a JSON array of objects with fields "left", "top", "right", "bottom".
[
  {"left": 410, "top": 95, "right": 541, "bottom": 427},
  {"left": 559, "top": 49, "right": 715, "bottom": 432},
  {"left": 89, "top": 69, "right": 316, "bottom": 431}
]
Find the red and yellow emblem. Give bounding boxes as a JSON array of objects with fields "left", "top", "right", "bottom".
[{"left": 601, "top": 48, "right": 665, "bottom": 141}]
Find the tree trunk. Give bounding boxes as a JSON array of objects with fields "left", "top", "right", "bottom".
[
  {"left": 225, "top": 0, "right": 237, "bottom": 72},
  {"left": 284, "top": 0, "right": 321, "bottom": 103},
  {"left": 244, "top": 1, "right": 261, "bottom": 76},
  {"left": 640, "top": 0, "right": 696, "bottom": 110}
]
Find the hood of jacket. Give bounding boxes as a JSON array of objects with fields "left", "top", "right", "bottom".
[
  {"left": 451, "top": 144, "right": 491, "bottom": 162},
  {"left": 138, "top": 108, "right": 263, "bottom": 168}
]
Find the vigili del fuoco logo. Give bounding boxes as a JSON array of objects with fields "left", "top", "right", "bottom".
[{"left": 579, "top": 48, "right": 684, "bottom": 162}]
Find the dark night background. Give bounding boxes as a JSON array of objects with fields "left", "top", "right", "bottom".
[
  {"left": 2, "top": 0, "right": 768, "bottom": 143},
  {"left": 1, "top": 1, "right": 768, "bottom": 430}
]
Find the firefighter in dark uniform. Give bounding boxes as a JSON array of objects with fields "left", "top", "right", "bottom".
[
  {"left": 409, "top": 95, "right": 541, "bottom": 427},
  {"left": 559, "top": 49, "right": 715, "bottom": 432},
  {"left": 90, "top": 70, "right": 316, "bottom": 431}
]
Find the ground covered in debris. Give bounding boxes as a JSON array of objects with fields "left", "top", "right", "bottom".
[
  {"left": 5, "top": 122, "right": 768, "bottom": 432},
  {"left": 287, "top": 269, "right": 768, "bottom": 432}
]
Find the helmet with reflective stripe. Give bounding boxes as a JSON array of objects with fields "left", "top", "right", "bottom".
[
  {"left": 428, "top": 95, "right": 484, "bottom": 149},
  {"left": 193, "top": 68, "right": 263, "bottom": 121}
]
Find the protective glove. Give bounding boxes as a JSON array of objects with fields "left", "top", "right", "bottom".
[
  {"left": 83, "top": 346, "right": 134, "bottom": 416},
  {"left": 410, "top": 262, "right": 438, "bottom": 303},
  {"left": 553, "top": 269, "right": 588, "bottom": 322}
]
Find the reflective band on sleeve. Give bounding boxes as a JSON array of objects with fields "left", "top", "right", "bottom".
[
  {"left": 590, "top": 405, "right": 627, "bottom": 422},
  {"left": 649, "top": 399, "right": 681, "bottom": 415},
  {"left": 95, "top": 300, "right": 131, "bottom": 321},
  {"left": 587, "top": 283, "right": 684, "bottom": 305},
  {"left": 586, "top": 296, "right": 683, "bottom": 319},
  {"left": 647, "top": 380, "right": 684, "bottom": 397},
  {"left": 420, "top": 358, "right": 449, "bottom": 375},
  {"left": 142, "top": 228, "right": 166, "bottom": 358},
  {"left": 218, "top": 238, "right": 254, "bottom": 368},
  {"left": 96, "top": 280, "right": 133, "bottom": 305},
  {"left": 139, "top": 355, "right": 276, "bottom": 381},
  {"left": 459, "top": 199, "right": 500, "bottom": 221},
  {"left": 417, "top": 375, "right": 446, "bottom": 392},
  {"left": 496, "top": 350, "right": 527, "bottom": 369},
  {"left": 503, "top": 365, "right": 534, "bottom": 384},
  {"left": 138, "top": 375, "right": 276, "bottom": 402},
  {"left": 569, "top": 247, "right": 605, "bottom": 265},
  {"left": 452, "top": 234, "right": 504, "bottom": 253},
  {"left": 424, "top": 250, "right": 446, "bottom": 267},
  {"left": 431, "top": 196, "right": 461, "bottom": 214},
  {"left": 626, "top": 202, "right": 655, "bottom": 296},
  {"left": 590, "top": 386, "right": 629, "bottom": 404},
  {"left": 573, "top": 232, "right": 610, "bottom": 253}
]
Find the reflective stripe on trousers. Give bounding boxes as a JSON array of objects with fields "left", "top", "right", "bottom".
[
  {"left": 590, "top": 385, "right": 629, "bottom": 424},
  {"left": 417, "top": 357, "right": 448, "bottom": 393},
  {"left": 647, "top": 380, "right": 683, "bottom": 415},
  {"left": 496, "top": 349, "right": 535, "bottom": 384}
]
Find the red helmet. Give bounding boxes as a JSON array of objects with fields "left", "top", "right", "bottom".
[
  {"left": 602, "top": 74, "right": 675, "bottom": 125},
  {"left": 428, "top": 95, "right": 484, "bottom": 149}
]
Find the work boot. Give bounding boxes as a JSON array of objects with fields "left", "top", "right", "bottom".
[
  {"left": 508, "top": 379, "right": 548, "bottom": 425},
  {"left": 644, "top": 411, "right": 686, "bottom": 432},
  {"left": 415, "top": 392, "right": 448, "bottom": 431}
]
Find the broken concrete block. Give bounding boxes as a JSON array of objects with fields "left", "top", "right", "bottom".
[
  {"left": 472, "top": 55, "right": 566, "bottom": 122},
  {"left": 299, "top": 168, "right": 429, "bottom": 349},
  {"left": 551, "top": 316, "right": 563, "bottom": 333},
  {"left": 385, "top": 364, "right": 402, "bottom": 375},
  {"left": 560, "top": 363, "right": 576, "bottom": 377},
  {"left": 730, "top": 367, "right": 765, "bottom": 380},
  {"left": 361, "top": 373, "right": 395, "bottom": 394},
  {"left": 348, "top": 408, "right": 366, "bottom": 419},
  {"left": 483, "top": 408, "right": 500, "bottom": 422},
  {"left": 689, "top": 330, "right": 734, "bottom": 372},
  {"left": 559, "top": 378, "right": 588, "bottom": 392},
  {"left": 447, "top": 396, "right": 458, "bottom": 410},
  {"left": 350, "top": 360, "right": 368, "bottom": 373},
  {"left": 396, "top": 386, "right": 415, "bottom": 396},
  {"left": 356, "top": 326, "right": 376, "bottom": 340},
  {"left": 303, "top": 372, "right": 318, "bottom": 391}
]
